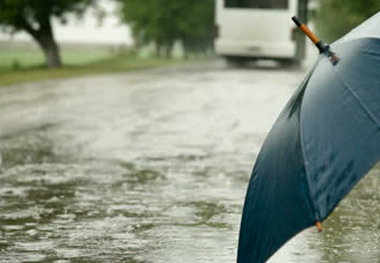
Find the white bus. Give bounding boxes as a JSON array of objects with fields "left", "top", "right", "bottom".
[{"left": 214, "top": 0, "right": 301, "bottom": 65}]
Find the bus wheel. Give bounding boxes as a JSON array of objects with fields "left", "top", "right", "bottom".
[
  {"left": 279, "top": 58, "right": 301, "bottom": 68},
  {"left": 225, "top": 57, "right": 248, "bottom": 67}
]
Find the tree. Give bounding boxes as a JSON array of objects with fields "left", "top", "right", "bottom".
[
  {"left": 118, "top": 0, "right": 214, "bottom": 58},
  {"left": 314, "top": 0, "right": 380, "bottom": 42},
  {"left": 0, "top": 0, "right": 94, "bottom": 68},
  {"left": 178, "top": 1, "right": 214, "bottom": 58}
]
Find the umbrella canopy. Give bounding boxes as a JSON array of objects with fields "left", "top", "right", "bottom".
[{"left": 238, "top": 12, "right": 380, "bottom": 263}]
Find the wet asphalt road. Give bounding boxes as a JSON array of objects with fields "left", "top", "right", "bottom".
[{"left": 0, "top": 61, "right": 379, "bottom": 263}]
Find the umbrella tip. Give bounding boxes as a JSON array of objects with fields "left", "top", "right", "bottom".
[
  {"left": 315, "top": 221, "right": 323, "bottom": 232},
  {"left": 291, "top": 16, "right": 302, "bottom": 27},
  {"left": 291, "top": 16, "right": 339, "bottom": 66}
]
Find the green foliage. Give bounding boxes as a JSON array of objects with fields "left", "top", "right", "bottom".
[
  {"left": 118, "top": 0, "right": 215, "bottom": 57},
  {"left": 0, "top": 0, "right": 94, "bottom": 67},
  {"left": 0, "top": 0, "right": 93, "bottom": 31},
  {"left": 314, "top": 0, "right": 380, "bottom": 42}
]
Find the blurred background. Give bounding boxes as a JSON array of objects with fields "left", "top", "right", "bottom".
[
  {"left": 0, "top": 0, "right": 379, "bottom": 79},
  {"left": 1, "top": 0, "right": 380, "bottom": 262}
]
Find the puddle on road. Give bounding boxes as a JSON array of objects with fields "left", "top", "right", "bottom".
[{"left": 0, "top": 67, "right": 380, "bottom": 262}]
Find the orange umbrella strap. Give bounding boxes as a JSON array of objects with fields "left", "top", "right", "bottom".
[
  {"left": 291, "top": 16, "right": 339, "bottom": 65},
  {"left": 292, "top": 16, "right": 324, "bottom": 53},
  {"left": 299, "top": 24, "right": 320, "bottom": 44}
]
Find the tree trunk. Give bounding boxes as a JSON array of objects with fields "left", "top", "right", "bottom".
[
  {"left": 182, "top": 40, "right": 189, "bottom": 60},
  {"left": 165, "top": 44, "right": 173, "bottom": 59},
  {"left": 23, "top": 15, "right": 62, "bottom": 68},
  {"left": 155, "top": 44, "right": 162, "bottom": 57},
  {"left": 183, "top": 49, "right": 189, "bottom": 60},
  {"left": 37, "top": 36, "right": 62, "bottom": 68}
]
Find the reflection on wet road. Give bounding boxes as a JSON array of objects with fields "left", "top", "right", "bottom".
[{"left": 0, "top": 62, "right": 379, "bottom": 262}]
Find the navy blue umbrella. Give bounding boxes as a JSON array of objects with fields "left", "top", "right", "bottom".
[{"left": 238, "top": 13, "right": 380, "bottom": 263}]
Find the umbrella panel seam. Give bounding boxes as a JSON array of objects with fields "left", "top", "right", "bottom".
[{"left": 299, "top": 58, "right": 323, "bottom": 221}]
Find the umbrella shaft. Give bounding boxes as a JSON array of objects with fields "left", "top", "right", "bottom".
[
  {"left": 315, "top": 41, "right": 326, "bottom": 54},
  {"left": 299, "top": 24, "right": 320, "bottom": 44},
  {"left": 292, "top": 16, "right": 324, "bottom": 53}
]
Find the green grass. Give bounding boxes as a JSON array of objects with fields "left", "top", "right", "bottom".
[
  {"left": 0, "top": 49, "right": 45, "bottom": 69},
  {"left": 0, "top": 44, "right": 180, "bottom": 87}
]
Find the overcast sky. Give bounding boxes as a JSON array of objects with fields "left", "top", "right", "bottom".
[{"left": 0, "top": 0, "right": 133, "bottom": 45}]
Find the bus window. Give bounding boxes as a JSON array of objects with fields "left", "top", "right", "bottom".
[{"left": 224, "top": 0, "right": 289, "bottom": 9}]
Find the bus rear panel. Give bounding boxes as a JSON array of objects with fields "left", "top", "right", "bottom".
[{"left": 215, "top": 0, "right": 298, "bottom": 62}]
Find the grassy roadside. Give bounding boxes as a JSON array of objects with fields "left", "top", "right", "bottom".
[
  {"left": 0, "top": 56, "right": 181, "bottom": 87},
  {"left": 0, "top": 54, "right": 182, "bottom": 87},
  {"left": 0, "top": 44, "right": 183, "bottom": 87}
]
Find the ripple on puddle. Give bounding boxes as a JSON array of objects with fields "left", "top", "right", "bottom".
[
  {"left": 14, "top": 240, "right": 55, "bottom": 252},
  {"left": 2, "top": 225, "right": 25, "bottom": 231},
  {"left": 0, "top": 253, "right": 47, "bottom": 262},
  {"left": 54, "top": 248, "right": 86, "bottom": 259}
]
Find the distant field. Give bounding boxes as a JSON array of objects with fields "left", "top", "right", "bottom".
[
  {"left": 0, "top": 41, "right": 183, "bottom": 87},
  {"left": 0, "top": 41, "right": 123, "bottom": 72},
  {"left": 0, "top": 49, "right": 44, "bottom": 70}
]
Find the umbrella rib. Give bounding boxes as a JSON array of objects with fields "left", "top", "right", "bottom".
[
  {"left": 300, "top": 128, "right": 320, "bottom": 220},
  {"left": 299, "top": 68, "right": 321, "bottom": 221},
  {"left": 332, "top": 67, "right": 380, "bottom": 130}
]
